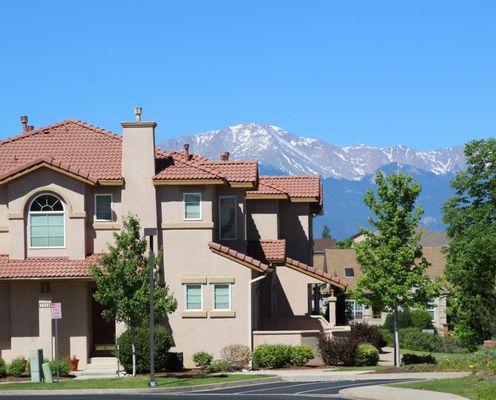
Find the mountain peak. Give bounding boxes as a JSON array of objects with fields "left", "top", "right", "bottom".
[{"left": 160, "top": 123, "right": 466, "bottom": 180}]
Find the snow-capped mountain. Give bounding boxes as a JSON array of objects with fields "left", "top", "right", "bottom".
[{"left": 160, "top": 123, "right": 466, "bottom": 180}]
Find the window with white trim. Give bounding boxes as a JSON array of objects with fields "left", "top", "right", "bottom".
[
  {"left": 345, "top": 299, "right": 364, "bottom": 320},
  {"left": 427, "top": 300, "right": 436, "bottom": 322},
  {"left": 95, "top": 194, "right": 113, "bottom": 221},
  {"left": 185, "top": 284, "right": 203, "bottom": 310},
  {"left": 29, "top": 194, "right": 65, "bottom": 248},
  {"left": 184, "top": 193, "right": 201, "bottom": 220},
  {"left": 213, "top": 284, "right": 231, "bottom": 310},
  {"left": 219, "top": 196, "right": 236, "bottom": 240}
]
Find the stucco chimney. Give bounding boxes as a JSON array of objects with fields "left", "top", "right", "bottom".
[
  {"left": 20, "top": 116, "right": 28, "bottom": 132},
  {"left": 121, "top": 108, "right": 158, "bottom": 234},
  {"left": 183, "top": 143, "right": 190, "bottom": 160},
  {"left": 224, "top": 152, "right": 230, "bottom": 161}
]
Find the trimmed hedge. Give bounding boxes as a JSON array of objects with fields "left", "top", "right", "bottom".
[
  {"left": 355, "top": 343, "right": 379, "bottom": 366},
  {"left": 402, "top": 353, "right": 437, "bottom": 365},
  {"left": 49, "top": 359, "right": 72, "bottom": 377},
  {"left": 117, "top": 326, "right": 174, "bottom": 374},
  {"left": 207, "top": 360, "right": 230, "bottom": 373},
  {"left": 319, "top": 336, "right": 358, "bottom": 366},
  {"left": 252, "top": 344, "right": 314, "bottom": 369},
  {"left": 410, "top": 310, "right": 434, "bottom": 330}
]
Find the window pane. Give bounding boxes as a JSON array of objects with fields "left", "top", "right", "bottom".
[
  {"left": 30, "top": 214, "right": 64, "bottom": 247},
  {"left": 184, "top": 194, "right": 201, "bottom": 219},
  {"left": 186, "top": 285, "right": 202, "bottom": 310},
  {"left": 220, "top": 197, "right": 236, "bottom": 239},
  {"left": 96, "top": 195, "right": 112, "bottom": 220},
  {"left": 214, "top": 284, "right": 230, "bottom": 310}
]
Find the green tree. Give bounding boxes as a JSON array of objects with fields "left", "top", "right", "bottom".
[
  {"left": 443, "top": 139, "right": 496, "bottom": 346},
  {"left": 353, "top": 172, "right": 438, "bottom": 366},
  {"left": 322, "top": 225, "right": 331, "bottom": 239},
  {"left": 91, "top": 214, "right": 177, "bottom": 376}
]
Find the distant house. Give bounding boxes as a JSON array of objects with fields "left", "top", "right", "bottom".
[{"left": 313, "top": 230, "right": 449, "bottom": 334}]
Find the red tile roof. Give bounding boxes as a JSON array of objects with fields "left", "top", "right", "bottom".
[
  {"left": 0, "top": 254, "right": 99, "bottom": 279},
  {"left": 0, "top": 119, "right": 258, "bottom": 186},
  {"left": 247, "top": 240, "right": 286, "bottom": 263},
  {"left": 285, "top": 257, "right": 347, "bottom": 289},
  {"left": 0, "top": 120, "right": 122, "bottom": 182},
  {"left": 208, "top": 242, "right": 269, "bottom": 272}
]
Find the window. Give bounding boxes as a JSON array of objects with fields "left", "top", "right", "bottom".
[
  {"left": 185, "top": 284, "right": 203, "bottom": 310},
  {"left": 427, "top": 300, "right": 436, "bottom": 322},
  {"left": 213, "top": 284, "right": 231, "bottom": 310},
  {"left": 344, "top": 267, "right": 355, "bottom": 277},
  {"left": 345, "top": 299, "right": 364, "bottom": 320},
  {"left": 95, "top": 194, "right": 112, "bottom": 221},
  {"left": 29, "top": 194, "right": 65, "bottom": 248},
  {"left": 184, "top": 193, "right": 201, "bottom": 220},
  {"left": 219, "top": 196, "right": 236, "bottom": 240}
]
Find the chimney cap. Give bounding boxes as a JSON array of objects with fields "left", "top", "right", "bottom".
[
  {"left": 20, "top": 116, "right": 28, "bottom": 123},
  {"left": 134, "top": 107, "right": 142, "bottom": 122},
  {"left": 20, "top": 116, "right": 28, "bottom": 133}
]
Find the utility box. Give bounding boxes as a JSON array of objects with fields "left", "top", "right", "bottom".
[
  {"left": 29, "top": 349, "right": 43, "bottom": 383},
  {"left": 42, "top": 362, "right": 52, "bottom": 383}
]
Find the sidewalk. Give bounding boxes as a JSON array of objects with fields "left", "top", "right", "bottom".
[{"left": 340, "top": 385, "right": 469, "bottom": 400}]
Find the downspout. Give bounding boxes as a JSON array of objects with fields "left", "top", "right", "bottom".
[{"left": 248, "top": 273, "right": 268, "bottom": 360}]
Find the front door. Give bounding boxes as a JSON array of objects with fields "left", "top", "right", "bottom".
[{"left": 91, "top": 289, "right": 115, "bottom": 356}]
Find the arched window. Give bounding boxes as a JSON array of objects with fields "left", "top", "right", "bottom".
[{"left": 29, "top": 194, "right": 65, "bottom": 248}]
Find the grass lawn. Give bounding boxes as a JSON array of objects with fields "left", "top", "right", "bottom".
[
  {"left": 393, "top": 375, "right": 496, "bottom": 400},
  {"left": 0, "top": 374, "right": 270, "bottom": 390},
  {"left": 401, "top": 349, "right": 466, "bottom": 362}
]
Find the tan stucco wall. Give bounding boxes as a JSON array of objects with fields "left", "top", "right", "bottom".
[
  {"left": 272, "top": 266, "right": 319, "bottom": 318},
  {"left": 163, "top": 228, "right": 253, "bottom": 368},
  {"left": 6, "top": 168, "right": 87, "bottom": 260},
  {"left": 246, "top": 200, "right": 279, "bottom": 241},
  {"left": 0, "top": 281, "right": 91, "bottom": 368},
  {"left": 279, "top": 202, "right": 312, "bottom": 265}
]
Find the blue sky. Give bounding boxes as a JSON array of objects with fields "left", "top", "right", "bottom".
[{"left": 0, "top": 1, "right": 495, "bottom": 149}]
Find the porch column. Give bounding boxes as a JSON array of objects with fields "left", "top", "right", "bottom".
[
  {"left": 327, "top": 295, "right": 337, "bottom": 326},
  {"left": 38, "top": 296, "right": 52, "bottom": 360}
]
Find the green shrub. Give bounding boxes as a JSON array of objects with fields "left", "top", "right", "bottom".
[
  {"left": 192, "top": 351, "right": 213, "bottom": 371},
  {"left": 402, "top": 353, "right": 437, "bottom": 365},
  {"left": 117, "top": 326, "right": 174, "bottom": 374},
  {"left": 8, "top": 357, "right": 28, "bottom": 377},
  {"left": 410, "top": 309, "right": 434, "bottom": 330},
  {"left": 380, "top": 329, "right": 394, "bottom": 347},
  {"left": 207, "top": 360, "right": 230, "bottom": 373},
  {"left": 350, "top": 322, "right": 383, "bottom": 349},
  {"left": 252, "top": 344, "right": 292, "bottom": 369},
  {"left": 290, "top": 345, "right": 314, "bottom": 366},
  {"left": 221, "top": 344, "right": 251, "bottom": 371},
  {"left": 319, "top": 336, "right": 358, "bottom": 366},
  {"left": 439, "top": 336, "right": 469, "bottom": 354},
  {"left": 383, "top": 309, "right": 412, "bottom": 332},
  {"left": 355, "top": 343, "right": 379, "bottom": 366},
  {"left": 0, "top": 358, "right": 7, "bottom": 378},
  {"left": 49, "top": 359, "right": 72, "bottom": 377},
  {"left": 401, "top": 329, "right": 443, "bottom": 352}
]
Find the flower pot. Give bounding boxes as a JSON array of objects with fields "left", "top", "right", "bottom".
[{"left": 69, "top": 358, "right": 79, "bottom": 371}]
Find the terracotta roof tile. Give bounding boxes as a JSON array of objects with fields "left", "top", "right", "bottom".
[
  {"left": 208, "top": 242, "right": 269, "bottom": 272},
  {"left": 0, "top": 120, "right": 122, "bottom": 182},
  {"left": 247, "top": 240, "right": 286, "bottom": 263},
  {"left": 286, "top": 256, "right": 347, "bottom": 289},
  {"left": 0, "top": 254, "right": 99, "bottom": 279},
  {"left": 247, "top": 176, "right": 322, "bottom": 210}
]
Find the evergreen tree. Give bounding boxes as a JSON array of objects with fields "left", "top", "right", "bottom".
[{"left": 322, "top": 225, "right": 331, "bottom": 239}]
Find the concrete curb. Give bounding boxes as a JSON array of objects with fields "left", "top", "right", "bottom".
[
  {"left": 339, "top": 385, "right": 469, "bottom": 400},
  {"left": 279, "top": 371, "right": 470, "bottom": 382},
  {"left": 0, "top": 376, "right": 282, "bottom": 396}
]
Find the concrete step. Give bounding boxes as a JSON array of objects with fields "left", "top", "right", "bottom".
[{"left": 88, "top": 357, "right": 118, "bottom": 365}]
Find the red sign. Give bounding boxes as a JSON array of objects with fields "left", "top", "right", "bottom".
[{"left": 51, "top": 303, "right": 62, "bottom": 319}]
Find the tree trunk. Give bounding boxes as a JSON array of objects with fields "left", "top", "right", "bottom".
[
  {"left": 132, "top": 341, "right": 136, "bottom": 377},
  {"left": 392, "top": 308, "right": 401, "bottom": 367}
]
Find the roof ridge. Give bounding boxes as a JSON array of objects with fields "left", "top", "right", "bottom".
[
  {"left": 260, "top": 175, "right": 319, "bottom": 179},
  {"left": 168, "top": 151, "right": 224, "bottom": 180},
  {"left": 0, "top": 119, "right": 121, "bottom": 146}
]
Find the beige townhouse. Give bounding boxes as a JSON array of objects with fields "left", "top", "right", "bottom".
[{"left": 0, "top": 111, "right": 347, "bottom": 370}]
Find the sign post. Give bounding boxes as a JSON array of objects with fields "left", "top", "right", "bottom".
[
  {"left": 51, "top": 303, "right": 62, "bottom": 383},
  {"left": 144, "top": 227, "right": 157, "bottom": 388}
]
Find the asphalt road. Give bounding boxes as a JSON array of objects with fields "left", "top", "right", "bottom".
[{"left": 0, "top": 378, "right": 412, "bottom": 400}]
